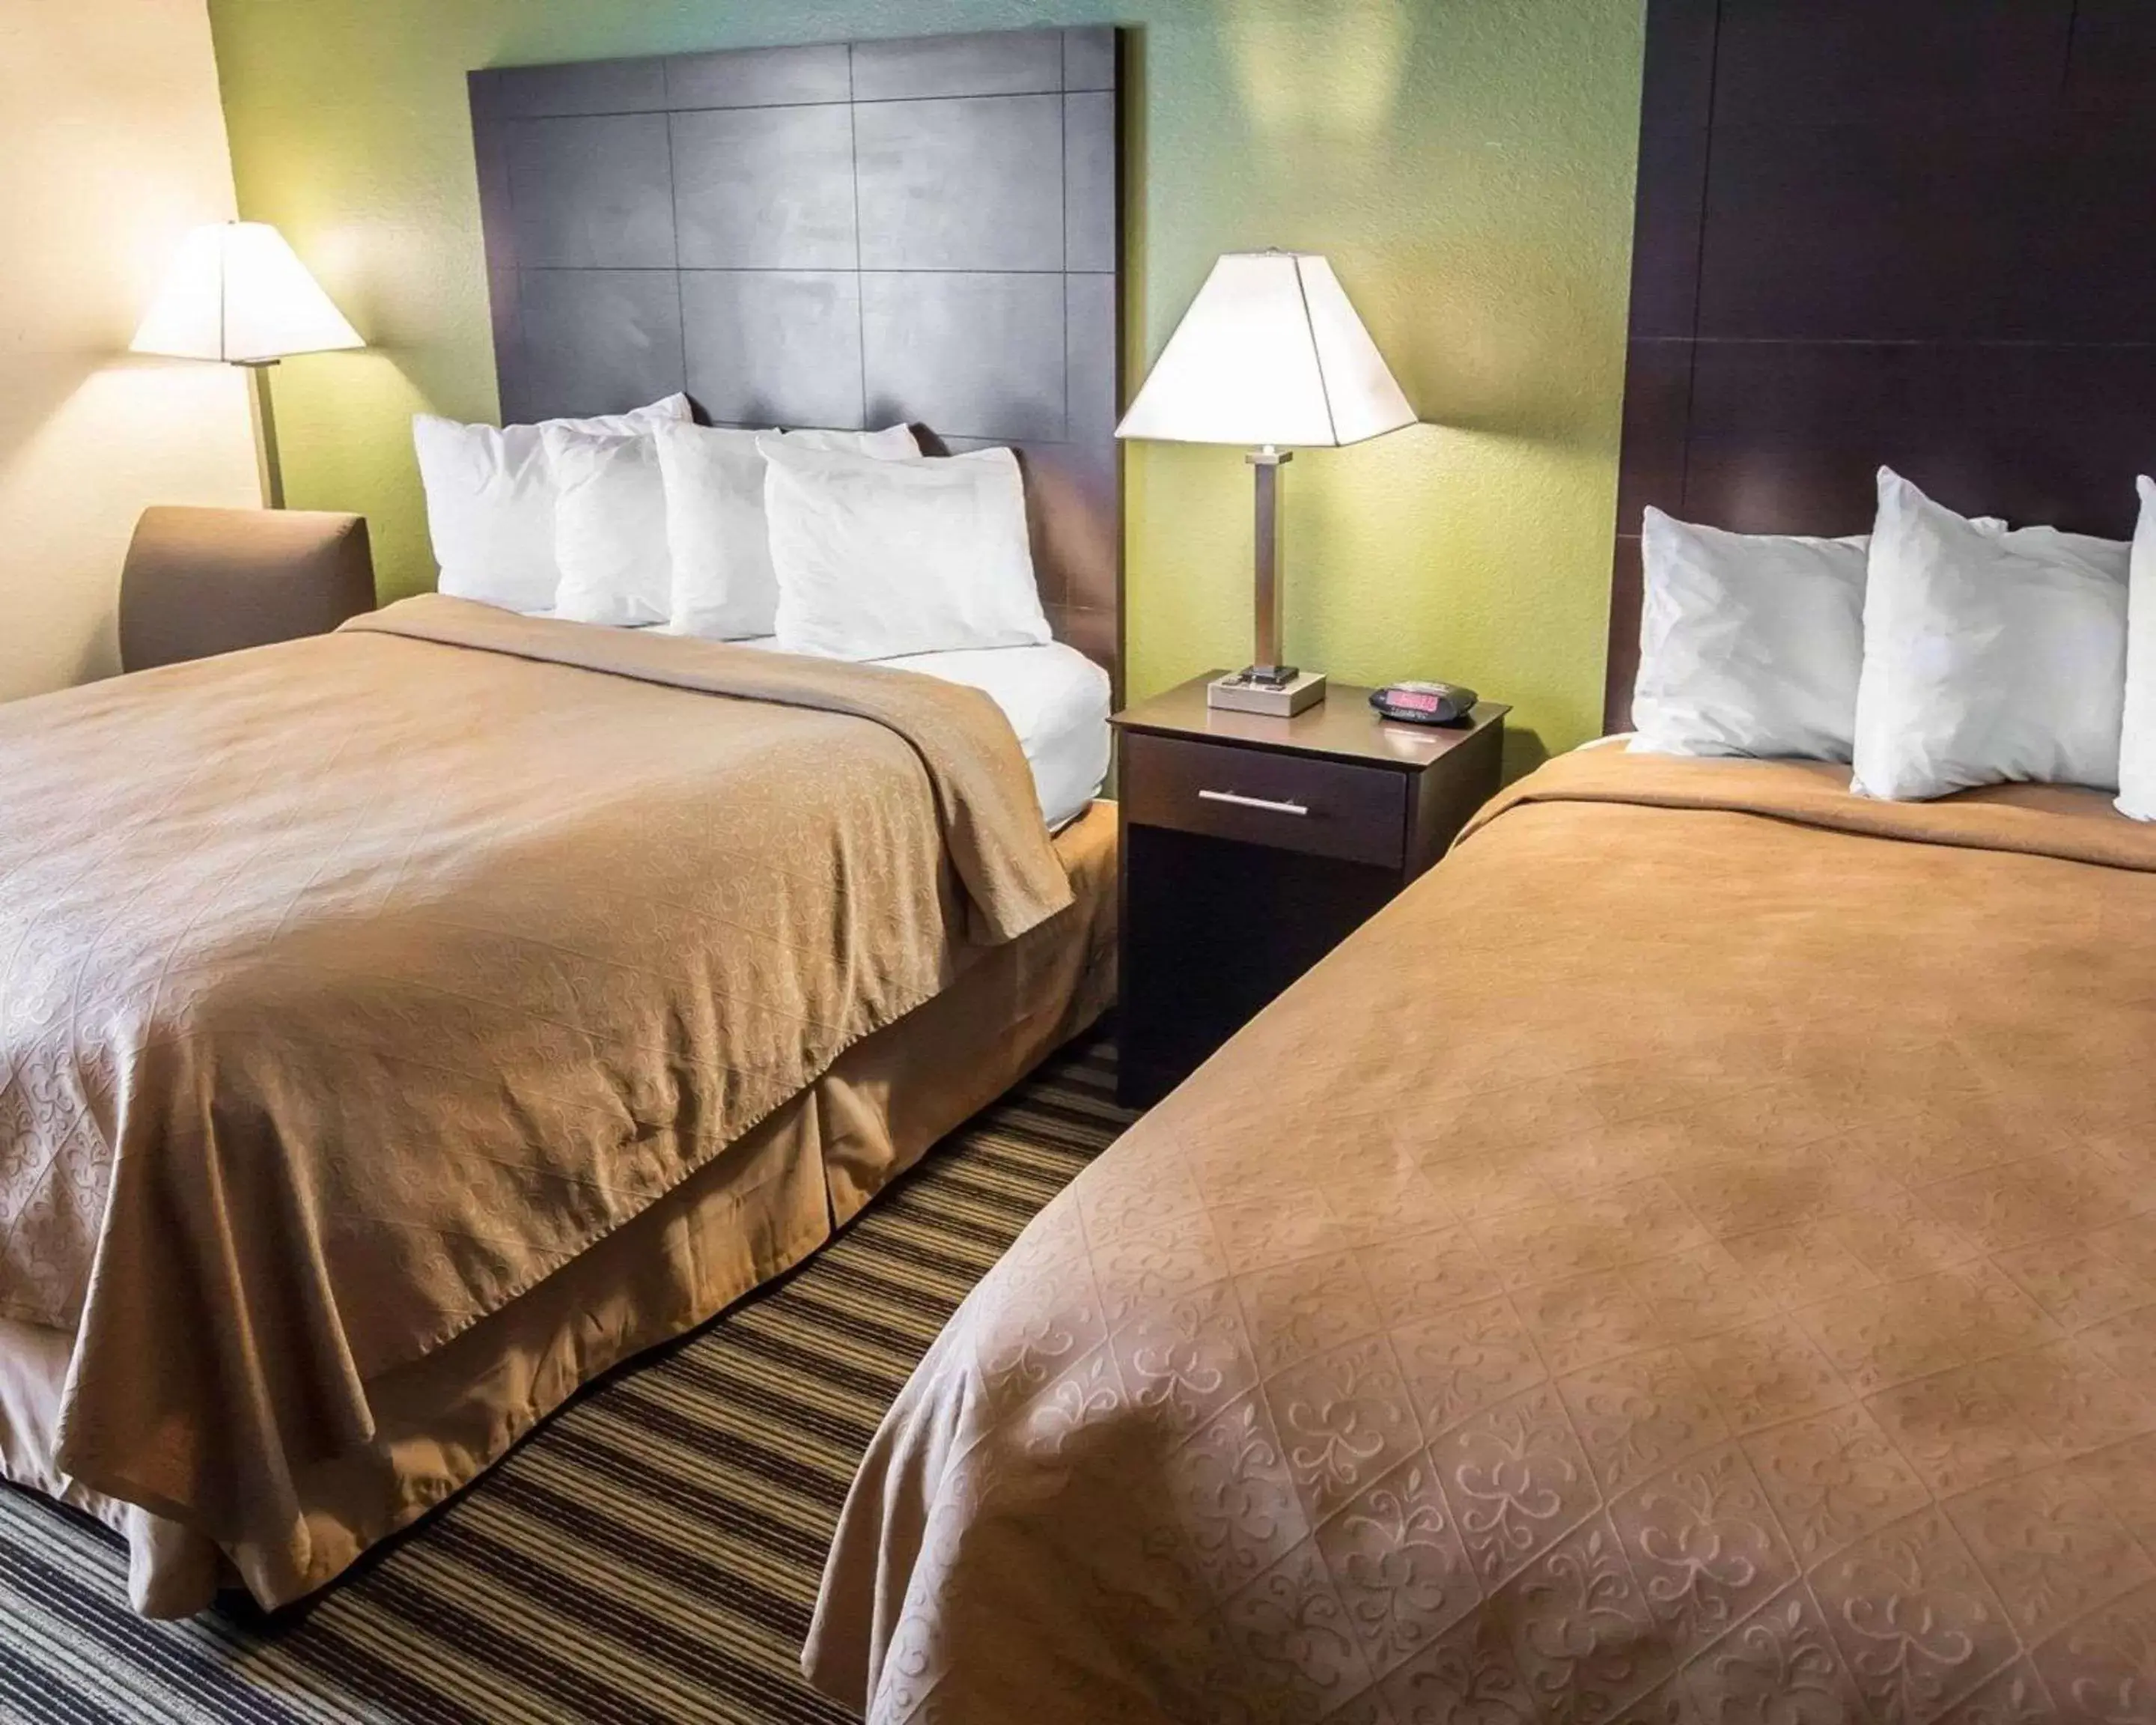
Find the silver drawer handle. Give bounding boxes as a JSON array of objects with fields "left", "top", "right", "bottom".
[{"left": 1199, "top": 788, "right": 1309, "bottom": 817}]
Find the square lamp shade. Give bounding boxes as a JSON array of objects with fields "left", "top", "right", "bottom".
[
  {"left": 130, "top": 221, "right": 362, "bottom": 508},
  {"left": 1116, "top": 251, "right": 1414, "bottom": 714}
]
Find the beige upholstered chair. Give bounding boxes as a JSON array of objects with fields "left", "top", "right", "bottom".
[{"left": 118, "top": 506, "right": 376, "bottom": 672}]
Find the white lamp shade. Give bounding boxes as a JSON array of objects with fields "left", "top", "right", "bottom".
[
  {"left": 130, "top": 222, "right": 363, "bottom": 365},
  {"left": 1115, "top": 251, "right": 1415, "bottom": 448}
]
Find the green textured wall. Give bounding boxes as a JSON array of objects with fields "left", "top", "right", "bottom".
[{"left": 205, "top": 0, "right": 1642, "bottom": 762}]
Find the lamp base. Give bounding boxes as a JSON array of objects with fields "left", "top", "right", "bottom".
[{"left": 1208, "top": 667, "right": 1327, "bottom": 717}]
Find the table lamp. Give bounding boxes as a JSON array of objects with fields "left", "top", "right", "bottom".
[
  {"left": 130, "top": 221, "right": 363, "bottom": 508},
  {"left": 1116, "top": 250, "right": 1416, "bottom": 716}
]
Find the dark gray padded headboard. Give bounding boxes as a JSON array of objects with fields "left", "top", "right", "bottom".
[{"left": 469, "top": 26, "right": 1121, "bottom": 684}]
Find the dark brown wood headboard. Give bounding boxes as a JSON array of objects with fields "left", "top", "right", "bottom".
[
  {"left": 467, "top": 26, "right": 1122, "bottom": 692},
  {"left": 1606, "top": 0, "right": 2156, "bottom": 730}
]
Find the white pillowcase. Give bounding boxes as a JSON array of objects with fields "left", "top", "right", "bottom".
[
  {"left": 2119, "top": 476, "right": 2156, "bottom": 821},
  {"left": 412, "top": 394, "right": 689, "bottom": 613},
  {"left": 1629, "top": 507, "right": 1869, "bottom": 761},
  {"left": 1851, "top": 468, "right": 2128, "bottom": 801},
  {"left": 543, "top": 425, "right": 674, "bottom": 627},
  {"left": 761, "top": 441, "right": 1052, "bottom": 661},
  {"left": 657, "top": 422, "right": 919, "bottom": 640}
]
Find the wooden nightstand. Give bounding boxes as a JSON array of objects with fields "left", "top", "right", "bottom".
[{"left": 1112, "top": 675, "right": 1508, "bottom": 1108}]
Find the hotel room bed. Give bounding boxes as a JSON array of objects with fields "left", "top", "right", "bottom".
[
  {"left": 0, "top": 22, "right": 1132, "bottom": 1619},
  {"left": 808, "top": 746, "right": 2156, "bottom": 1724},
  {"left": 0, "top": 594, "right": 1115, "bottom": 1615}
]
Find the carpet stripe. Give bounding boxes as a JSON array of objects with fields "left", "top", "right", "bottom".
[
  {"left": 362, "top": 1561, "right": 676, "bottom": 1725},
  {"left": 299, "top": 1583, "right": 574, "bottom": 1724},
  {"left": 488, "top": 1470, "right": 810, "bottom": 1632},
  {"left": 475, "top": 1498, "right": 825, "bottom": 1697},
  {"left": 555, "top": 1405, "right": 840, "bottom": 1536},
  {"left": 0, "top": 1635, "right": 130, "bottom": 1725},
  {"left": 599, "top": 1371, "right": 858, "bottom": 1491},
  {"left": 246, "top": 1606, "right": 523, "bottom": 1725},
  {"left": 505, "top": 1449, "right": 815, "bottom": 1618},
  {"left": 638, "top": 1328, "right": 910, "bottom": 1449},
  {"left": 0, "top": 1521, "right": 291, "bottom": 1725},
  {"left": 207, "top": 1621, "right": 489, "bottom": 1725},
  {"left": 586, "top": 1381, "right": 853, "bottom": 1503},
  {"left": 421, "top": 1521, "right": 814, "bottom": 1725},
  {"left": 0, "top": 1499, "right": 513, "bottom": 1725},
  {"left": 716, "top": 1312, "right": 923, "bottom": 1405},
  {"left": 537, "top": 1425, "right": 832, "bottom": 1565},
  {"left": 661, "top": 1347, "right": 885, "bottom": 1449},
  {"left": 0, "top": 1034, "right": 1132, "bottom": 1723}
]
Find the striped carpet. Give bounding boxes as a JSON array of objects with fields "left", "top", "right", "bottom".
[{"left": 0, "top": 1032, "right": 1132, "bottom": 1725}]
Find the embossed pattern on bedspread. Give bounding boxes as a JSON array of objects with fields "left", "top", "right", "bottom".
[
  {"left": 808, "top": 750, "right": 2156, "bottom": 1725},
  {"left": 0, "top": 596, "right": 1064, "bottom": 1540}
]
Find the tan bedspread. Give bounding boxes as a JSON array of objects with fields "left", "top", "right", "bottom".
[
  {"left": 0, "top": 594, "right": 1065, "bottom": 1552},
  {"left": 808, "top": 749, "right": 2156, "bottom": 1724}
]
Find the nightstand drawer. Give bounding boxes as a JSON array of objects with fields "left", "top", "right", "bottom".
[{"left": 1121, "top": 731, "right": 1407, "bottom": 866}]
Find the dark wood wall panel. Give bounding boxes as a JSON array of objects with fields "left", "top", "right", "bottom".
[
  {"left": 469, "top": 27, "right": 1121, "bottom": 691},
  {"left": 2072, "top": 0, "right": 2156, "bottom": 104},
  {"left": 1681, "top": 344, "right": 2156, "bottom": 541},
  {"left": 1709, "top": 1, "right": 2074, "bottom": 121},
  {"left": 1606, "top": 0, "right": 2156, "bottom": 728}
]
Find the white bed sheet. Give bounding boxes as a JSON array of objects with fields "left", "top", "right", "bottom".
[
  {"left": 737, "top": 636, "right": 1110, "bottom": 830},
  {"left": 521, "top": 610, "right": 1111, "bottom": 829}
]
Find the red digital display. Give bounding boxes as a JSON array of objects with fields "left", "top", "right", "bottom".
[{"left": 1393, "top": 690, "right": 1440, "bottom": 711}]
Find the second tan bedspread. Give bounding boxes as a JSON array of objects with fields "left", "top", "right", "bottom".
[
  {"left": 809, "top": 749, "right": 2156, "bottom": 1724},
  {"left": 0, "top": 596, "right": 1067, "bottom": 1549}
]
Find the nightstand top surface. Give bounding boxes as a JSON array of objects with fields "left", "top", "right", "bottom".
[{"left": 1111, "top": 674, "right": 1508, "bottom": 770}]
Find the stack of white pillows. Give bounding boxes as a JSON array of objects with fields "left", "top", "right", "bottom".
[
  {"left": 1630, "top": 466, "right": 2156, "bottom": 821},
  {"left": 410, "top": 393, "right": 1055, "bottom": 663}
]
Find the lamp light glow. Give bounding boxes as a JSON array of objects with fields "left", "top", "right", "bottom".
[
  {"left": 1115, "top": 251, "right": 1413, "bottom": 449},
  {"left": 130, "top": 222, "right": 362, "bottom": 365}
]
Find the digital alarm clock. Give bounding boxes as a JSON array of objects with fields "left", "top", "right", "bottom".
[{"left": 1369, "top": 681, "right": 1479, "bottom": 725}]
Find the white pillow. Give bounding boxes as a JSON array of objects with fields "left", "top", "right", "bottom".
[
  {"left": 781, "top": 425, "right": 922, "bottom": 458},
  {"left": 1629, "top": 507, "right": 1869, "bottom": 761},
  {"left": 1851, "top": 468, "right": 2128, "bottom": 801},
  {"left": 2119, "top": 476, "right": 2156, "bottom": 821},
  {"left": 412, "top": 394, "right": 689, "bottom": 614},
  {"left": 761, "top": 441, "right": 1053, "bottom": 661},
  {"left": 657, "top": 422, "right": 919, "bottom": 641},
  {"left": 543, "top": 425, "right": 677, "bottom": 627}
]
